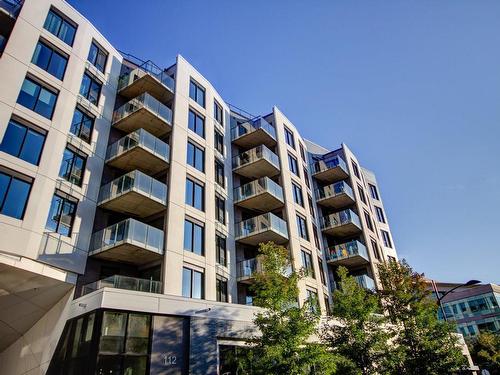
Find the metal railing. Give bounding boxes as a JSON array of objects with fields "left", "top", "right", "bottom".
[
  {"left": 231, "top": 117, "right": 276, "bottom": 141},
  {"left": 320, "top": 209, "right": 361, "bottom": 231},
  {"left": 316, "top": 181, "right": 354, "bottom": 201},
  {"left": 325, "top": 240, "right": 368, "bottom": 263},
  {"left": 98, "top": 170, "right": 167, "bottom": 205},
  {"left": 235, "top": 213, "right": 289, "bottom": 240},
  {"left": 113, "top": 93, "right": 173, "bottom": 126},
  {"left": 234, "top": 177, "right": 283, "bottom": 203},
  {"left": 118, "top": 63, "right": 175, "bottom": 93},
  {"left": 90, "top": 218, "right": 164, "bottom": 255},
  {"left": 106, "top": 128, "right": 170, "bottom": 163},
  {"left": 232, "top": 145, "right": 280, "bottom": 170},
  {"left": 82, "top": 274, "right": 162, "bottom": 295},
  {"left": 312, "top": 156, "right": 348, "bottom": 175}
]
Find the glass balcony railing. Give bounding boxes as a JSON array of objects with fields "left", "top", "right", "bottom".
[
  {"left": 235, "top": 213, "right": 289, "bottom": 240},
  {"left": 325, "top": 240, "right": 368, "bottom": 263},
  {"left": 320, "top": 209, "right": 361, "bottom": 231},
  {"left": 118, "top": 62, "right": 175, "bottom": 93},
  {"left": 106, "top": 128, "right": 170, "bottom": 163},
  {"left": 113, "top": 93, "right": 172, "bottom": 125},
  {"left": 91, "top": 219, "right": 164, "bottom": 255},
  {"left": 316, "top": 181, "right": 354, "bottom": 201},
  {"left": 98, "top": 170, "right": 167, "bottom": 205},
  {"left": 234, "top": 177, "right": 283, "bottom": 203},
  {"left": 232, "top": 145, "right": 280, "bottom": 170},
  {"left": 355, "top": 275, "right": 376, "bottom": 290},
  {"left": 231, "top": 117, "right": 276, "bottom": 141},
  {"left": 82, "top": 274, "right": 162, "bottom": 295},
  {"left": 0, "top": 0, "right": 23, "bottom": 18},
  {"left": 237, "top": 258, "right": 261, "bottom": 279},
  {"left": 312, "top": 156, "right": 348, "bottom": 175}
]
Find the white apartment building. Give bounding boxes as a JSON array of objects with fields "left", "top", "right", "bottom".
[{"left": 0, "top": 1, "right": 398, "bottom": 374}]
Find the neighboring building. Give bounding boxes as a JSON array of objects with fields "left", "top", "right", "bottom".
[
  {"left": 0, "top": 1, "right": 399, "bottom": 374},
  {"left": 432, "top": 282, "right": 500, "bottom": 337}
]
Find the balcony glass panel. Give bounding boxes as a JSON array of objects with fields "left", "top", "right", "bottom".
[
  {"left": 312, "top": 156, "right": 347, "bottom": 174},
  {"left": 235, "top": 213, "right": 288, "bottom": 239},
  {"left": 237, "top": 258, "right": 260, "bottom": 279},
  {"left": 118, "top": 63, "right": 175, "bottom": 92},
  {"left": 231, "top": 117, "right": 276, "bottom": 140},
  {"left": 234, "top": 177, "right": 283, "bottom": 203},
  {"left": 113, "top": 93, "right": 172, "bottom": 125},
  {"left": 232, "top": 145, "right": 279, "bottom": 170},
  {"left": 320, "top": 209, "right": 361, "bottom": 230},
  {"left": 106, "top": 129, "right": 170, "bottom": 162},
  {"left": 325, "top": 240, "right": 368, "bottom": 263},
  {"left": 316, "top": 181, "right": 354, "bottom": 200},
  {"left": 355, "top": 275, "right": 376, "bottom": 290},
  {"left": 82, "top": 275, "right": 162, "bottom": 295}
]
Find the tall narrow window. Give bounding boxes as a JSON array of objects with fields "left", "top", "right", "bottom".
[
  {"left": 215, "top": 159, "right": 225, "bottom": 188},
  {"left": 371, "top": 239, "right": 382, "bottom": 261},
  {"left": 313, "top": 225, "right": 321, "bottom": 249},
  {"left": 288, "top": 153, "right": 299, "bottom": 176},
  {"left": 303, "top": 167, "right": 311, "bottom": 189},
  {"left": 17, "top": 77, "right": 58, "bottom": 119},
  {"left": 215, "top": 195, "right": 226, "bottom": 224},
  {"left": 189, "top": 80, "right": 205, "bottom": 107},
  {"left": 79, "top": 72, "right": 102, "bottom": 106},
  {"left": 184, "top": 219, "right": 204, "bottom": 255},
  {"left": 32, "top": 40, "right": 68, "bottom": 80},
  {"left": 214, "top": 100, "right": 223, "bottom": 125},
  {"left": 318, "top": 258, "right": 326, "bottom": 285},
  {"left": 188, "top": 109, "right": 205, "bottom": 138},
  {"left": 375, "top": 206, "right": 386, "bottom": 223},
  {"left": 296, "top": 215, "right": 309, "bottom": 241},
  {"left": 381, "top": 230, "right": 393, "bottom": 248},
  {"left": 182, "top": 267, "right": 204, "bottom": 299},
  {"left": 59, "top": 147, "right": 86, "bottom": 186},
  {"left": 301, "top": 250, "right": 315, "bottom": 279},
  {"left": 185, "top": 178, "right": 204, "bottom": 211},
  {"left": 216, "top": 233, "right": 227, "bottom": 267},
  {"left": 306, "top": 289, "right": 319, "bottom": 313},
  {"left": 43, "top": 8, "right": 77, "bottom": 46},
  {"left": 87, "top": 41, "right": 108, "bottom": 73},
  {"left": 45, "top": 193, "right": 77, "bottom": 236},
  {"left": 358, "top": 185, "right": 367, "bottom": 204},
  {"left": 284, "top": 126, "right": 295, "bottom": 148},
  {"left": 214, "top": 129, "right": 224, "bottom": 155},
  {"left": 364, "top": 210, "right": 374, "bottom": 231},
  {"left": 0, "top": 171, "right": 32, "bottom": 219},
  {"left": 187, "top": 141, "right": 204, "bottom": 172},
  {"left": 299, "top": 143, "right": 306, "bottom": 162},
  {"left": 216, "top": 275, "right": 228, "bottom": 302},
  {"left": 292, "top": 182, "right": 304, "bottom": 207},
  {"left": 369, "top": 184, "right": 380, "bottom": 200},
  {"left": 307, "top": 195, "right": 315, "bottom": 219},
  {"left": 0, "top": 119, "right": 46, "bottom": 165},
  {"left": 351, "top": 160, "right": 360, "bottom": 178},
  {"left": 70, "top": 107, "right": 94, "bottom": 144}
]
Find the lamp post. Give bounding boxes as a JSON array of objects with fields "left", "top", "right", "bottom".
[{"left": 432, "top": 279, "right": 481, "bottom": 321}]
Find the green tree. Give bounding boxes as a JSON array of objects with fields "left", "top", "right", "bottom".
[
  {"left": 468, "top": 332, "right": 500, "bottom": 374},
  {"left": 240, "top": 241, "right": 337, "bottom": 375},
  {"left": 378, "top": 260, "right": 467, "bottom": 374},
  {"left": 322, "top": 266, "right": 394, "bottom": 375}
]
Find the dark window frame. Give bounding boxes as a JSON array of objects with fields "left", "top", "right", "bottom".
[
  {"left": 187, "top": 140, "right": 205, "bottom": 173},
  {"left": 17, "top": 76, "right": 59, "bottom": 119},
  {"left": 214, "top": 129, "right": 224, "bottom": 155},
  {"left": 214, "top": 159, "right": 225, "bottom": 188},
  {"left": 215, "top": 194, "right": 226, "bottom": 225},
  {"left": 216, "top": 233, "right": 227, "bottom": 267},
  {"left": 79, "top": 72, "right": 102, "bottom": 106},
  {"left": 87, "top": 40, "right": 108, "bottom": 73},
  {"left": 214, "top": 100, "right": 223, "bottom": 126},
  {"left": 45, "top": 192, "right": 78, "bottom": 236},
  {"left": 288, "top": 153, "right": 299, "bottom": 176},
  {"left": 70, "top": 106, "right": 94, "bottom": 144},
  {"left": 184, "top": 218, "right": 205, "bottom": 256},
  {"left": 31, "top": 39, "right": 69, "bottom": 80},
  {"left": 296, "top": 214, "right": 309, "bottom": 241},
  {"left": 189, "top": 79, "right": 206, "bottom": 107},
  {"left": 188, "top": 108, "right": 205, "bottom": 138},
  {"left": 59, "top": 146, "right": 87, "bottom": 186},
  {"left": 185, "top": 177, "right": 204, "bottom": 211},
  {"left": 284, "top": 126, "right": 296, "bottom": 149},
  {"left": 301, "top": 249, "right": 315, "bottom": 279},
  {"left": 0, "top": 170, "right": 33, "bottom": 220},
  {"left": 216, "top": 275, "right": 228, "bottom": 303},
  {"left": 0, "top": 118, "right": 46, "bottom": 165},
  {"left": 182, "top": 267, "right": 205, "bottom": 299},
  {"left": 292, "top": 182, "right": 304, "bottom": 207},
  {"left": 43, "top": 7, "right": 78, "bottom": 46}
]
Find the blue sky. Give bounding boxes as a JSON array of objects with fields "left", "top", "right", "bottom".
[{"left": 69, "top": 0, "right": 500, "bottom": 284}]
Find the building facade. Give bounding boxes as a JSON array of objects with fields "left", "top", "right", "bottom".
[{"left": 0, "top": 1, "right": 398, "bottom": 374}]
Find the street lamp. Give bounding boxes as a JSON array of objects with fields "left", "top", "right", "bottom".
[{"left": 434, "top": 280, "right": 481, "bottom": 321}]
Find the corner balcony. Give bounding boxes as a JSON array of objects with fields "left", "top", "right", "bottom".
[
  {"left": 98, "top": 170, "right": 167, "bottom": 218},
  {"left": 234, "top": 177, "right": 284, "bottom": 212},
  {"left": 235, "top": 213, "right": 289, "bottom": 246},
  {"left": 90, "top": 219, "right": 164, "bottom": 265},
  {"left": 325, "top": 240, "right": 369, "bottom": 266},
  {"left": 316, "top": 181, "right": 355, "bottom": 209},
  {"left": 112, "top": 93, "right": 172, "bottom": 137},
  {"left": 232, "top": 145, "right": 280, "bottom": 179},
  {"left": 82, "top": 274, "right": 162, "bottom": 296},
  {"left": 236, "top": 258, "right": 262, "bottom": 283},
  {"left": 106, "top": 129, "right": 170, "bottom": 175},
  {"left": 117, "top": 62, "right": 175, "bottom": 104},
  {"left": 231, "top": 117, "right": 277, "bottom": 149},
  {"left": 320, "top": 209, "right": 362, "bottom": 237},
  {"left": 312, "top": 156, "right": 349, "bottom": 183}
]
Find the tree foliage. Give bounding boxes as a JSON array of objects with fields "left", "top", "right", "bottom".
[{"left": 467, "top": 332, "right": 500, "bottom": 374}]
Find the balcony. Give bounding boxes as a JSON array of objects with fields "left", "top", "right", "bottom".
[
  {"left": 325, "top": 240, "right": 369, "bottom": 266},
  {"left": 118, "top": 62, "right": 175, "bottom": 104},
  {"left": 112, "top": 93, "right": 172, "bottom": 137},
  {"left": 0, "top": 0, "right": 22, "bottom": 19},
  {"left": 106, "top": 129, "right": 170, "bottom": 175},
  {"left": 235, "top": 213, "right": 289, "bottom": 246},
  {"left": 90, "top": 219, "right": 164, "bottom": 265},
  {"left": 316, "top": 181, "right": 355, "bottom": 209},
  {"left": 236, "top": 258, "right": 262, "bottom": 283},
  {"left": 320, "top": 209, "right": 362, "bottom": 237},
  {"left": 232, "top": 145, "right": 280, "bottom": 179},
  {"left": 231, "top": 117, "right": 277, "bottom": 149},
  {"left": 98, "top": 170, "right": 167, "bottom": 217},
  {"left": 312, "top": 156, "right": 349, "bottom": 183},
  {"left": 234, "top": 177, "right": 284, "bottom": 212},
  {"left": 332, "top": 274, "right": 376, "bottom": 291},
  {"left": 82, "top": 274, "right": 162, "bottom": 295}
]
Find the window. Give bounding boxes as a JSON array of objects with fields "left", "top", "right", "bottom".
[
  {"left": 59, "top": 147, "right": 86, "bottom": 186},
  {"left": 184, "top": 219, "right": 204, "bottom": 255},
  {"left": 318, "top": 258, "right": 326, "bottom": 285},
  {"left": 182, "top": 267, "right": 204, "bottom": 299},
  {"left": 308, "top": 195, "right": 315, "bottom": 219},
  {"left": 313, "top": 225, "right": 321, "bottom": 249},
  {"left": 381, "top": 230, "right": 392, "bottom": 248},
  {"left": 70, "top": 107, "right": 94, "bottom": 143},
  {"left": 296, "top": 215, "right": 309, "bottom": 241},
  {"left": 387, "top": 255, "right": 396, "bottom": 262},
  {"left": 299, "top": 143, "right": 306, "bottom": 162},
  {"left": 369, "top": 184, "right": 380, "bottom": 200},
  {"left": 214, "top": 129, "right": 224, "bottom": 155},
  {"left": 284, "top": 126, "right": 295, "bottom": 148},
  {"left": 79, "top": 72, "right": 102, "bottom": 106},
  {"left": 215, "top": 195, "right": 226, "bottom": 224},
  {"left": 351, "top": 160, "right": 360, "bottom": 178},
  {"left": 43, "top": 8, "right": 77, "bottom": 46},
  {"left": 306, "top": 289, "right": 319, "bottom": 313},
  {"left": 375, "top": 206, "right": 386, "bottom": 223},
  {"left": 364, "top": 210, "right": 374, "bottom": 231},
  {"left": 357, "top": 185, "right": 367, "bottom": 204},
  {"left": 187, "top": 141, "right": 204, "bottom": 172},
  {"left": 0, "top": 119, "right": 45, "bottom": 165},
  {"left": 188, "top": 109, "right": 205, "bottom": 138},
  {"left": 87, "top": 41, "right": 107, "bottom": 73},
  {"left": 45, "top": 193, "right": 77, "bottom": 236},
  {"left": 292, "top": 182, "right": 304, "bottom": 207},
  {"left": 301, "top": 250, "right": 315, "bottom": 279},
  {"left": 288, "top": 153, "right": 299, "bottom": 176},
  {"left": 216, "top": 275, "right": 228, "bottom": 302},
  {"left": 185, "top": 178, "right": 204, "bottom": 211},
  {"left": 303, "top": 167, "right": 310, "bottom": 189},
  {"left": 32, "top": 40, "right": 68, "bottom": 80},
  {"left": 189, "top": 80, "right": 205, "bottom": 107},
  {"left": 371, "top": 239, "right": 382, "bottom": 261},
  {"left": 216, "top": 233, "right": 227, "bottom": 267},
  {"left": 214, "top": 100, "right": 223, "bottom": 125},
  {"left": 0, "top": 171, "right": 32, "bottom": 219},
  {"left": 17, "top": 77, "right": 58, "bottom": 119},
  {"left": 215, "top": 159, "right": 225, "bottom": 188}
]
